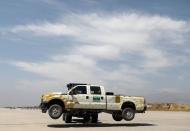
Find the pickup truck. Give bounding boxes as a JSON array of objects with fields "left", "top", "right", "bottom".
[{"left": 40, "top": 83, "right": 147, "bottom": 123}]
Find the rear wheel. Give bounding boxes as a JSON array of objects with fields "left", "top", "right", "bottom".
[
  {"left": 48, "top": 104, "right": 63, "bottom": 119},
  {"left": 83, "top": 115, "right": 90, "bottom": 123},
  {"left": 122, "top": 108, "right": 135, "bottom": 121},
  {"left": 91, "top": 113, "right": 98, "bottom": 123},
  {"left": 112, "top": 112, "right": 123, "bottom": 121}
]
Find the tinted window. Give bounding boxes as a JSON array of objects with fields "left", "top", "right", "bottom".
[
  {"left": 74, "top": 86, "right": 87, "bottom": 94},
  {"left": 90, "top": 86, "right": 101, "bottom": 95}
]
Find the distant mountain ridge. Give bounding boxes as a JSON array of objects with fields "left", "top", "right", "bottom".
[{"left": 148, "top": 103, "right": 190, "bottom": 111}]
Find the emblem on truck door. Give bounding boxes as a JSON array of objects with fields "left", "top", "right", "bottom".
[{"left": 93, "top": 96, "right": 100, "bottom": 102}]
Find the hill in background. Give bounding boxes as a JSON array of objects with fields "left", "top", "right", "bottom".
[{"left": 148, "top": 103, "right": 190, "bottom": 111}]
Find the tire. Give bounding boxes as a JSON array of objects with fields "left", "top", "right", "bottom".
[
  {"left": 112, "top": 112, "right": 123, "bottom": 121},
  {"left": 91, "top": 113, "right": 98, "bottom": 123},
  {"left": 48, "top": 104, "right": 63, "bottom": 119},
  {"left": 83, "top": 115, "right": 90, "bottom": 123},
  {"left": 65, "top": 113, "right": 72, "bottom": 123},
  {"left": 122, "top": 108, "right": 135, "bottom": 121}
]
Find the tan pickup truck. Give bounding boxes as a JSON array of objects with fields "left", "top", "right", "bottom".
[{"left": 40, "top": 83, "right": 147, "bottom": 123}]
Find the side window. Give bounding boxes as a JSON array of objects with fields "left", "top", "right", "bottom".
[
  {"left": 90, "top": 86, "right": 101, "bottom": 95},
  {"left": 74, "top": 86, "right": 87, "bottom": 94}
]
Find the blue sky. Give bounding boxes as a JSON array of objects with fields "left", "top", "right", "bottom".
[{"left": 0, "top": 0, "right": 190, "bottom": 106}]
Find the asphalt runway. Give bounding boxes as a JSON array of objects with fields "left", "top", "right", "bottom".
[{"left": 0, "top": 108, "right": 189, "bottom": 131}]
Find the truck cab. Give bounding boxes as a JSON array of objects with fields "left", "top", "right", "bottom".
[{"left": 67, "top": 84, "right": 106, "bottom": 109}]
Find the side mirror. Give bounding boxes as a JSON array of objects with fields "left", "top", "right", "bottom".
[
  {"left": 69, "top": 91, "right": 73, "bottom": 95},
  {"left": 69, "top": 90, "right": 76, "bottom": 95}
]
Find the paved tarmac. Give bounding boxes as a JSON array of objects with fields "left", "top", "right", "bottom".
[{"left": 0, "top": 108, "right": 190, "bottom": 131}]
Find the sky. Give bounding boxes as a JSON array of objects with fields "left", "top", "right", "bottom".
[{"left": 0, "top": 0, "right": 190, "bottom": 106}]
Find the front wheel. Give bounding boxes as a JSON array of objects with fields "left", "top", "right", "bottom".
[
  {"left": 122, "top": 108, "right": 135, "bottom": 121},
  {"left": 48, "top": 104, "right": 63, "bottom": 119}
]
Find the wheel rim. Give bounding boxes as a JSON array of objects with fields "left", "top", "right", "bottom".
[
  {"left": 50, "top": 105, "right": 62, "bottom": 118},
  {"left": 125, "top": 110, "right": 134, "bottom": 119}
]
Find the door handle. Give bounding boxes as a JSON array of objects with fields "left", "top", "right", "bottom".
[
  {"left": 86, "top": 96, "right": 89, "bottom": 99},
  {"left": 101, "top": 96, "right": 104, "bottom": 100}
]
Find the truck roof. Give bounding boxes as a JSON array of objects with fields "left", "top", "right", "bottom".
[
  {"left": 67, "top": 83, "right": 88, "bottom": 90},
  {"left": 66, "top": 83, "right": 104, "bottom": 90}
]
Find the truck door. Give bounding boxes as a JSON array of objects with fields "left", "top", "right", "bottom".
[
  {"left": 69, "top": 85, "right": 91, "bottom": 109},
  {"left": 89, "top": 86, "right": 106, "bottom": 109}
]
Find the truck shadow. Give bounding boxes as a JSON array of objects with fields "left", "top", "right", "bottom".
[{"left": 48, "top": 121, "right": 156, "bottom": 128}]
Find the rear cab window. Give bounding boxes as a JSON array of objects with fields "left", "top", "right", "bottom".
[{"left": 90, "top": 86, "right": 102, "bottom": 95}]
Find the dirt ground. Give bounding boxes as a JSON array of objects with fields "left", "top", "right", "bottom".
[{"left": 0, "top": 108, "right": 190, "bottom": 131}]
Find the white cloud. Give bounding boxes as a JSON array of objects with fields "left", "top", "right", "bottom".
[
  {"left": 11, "top": 23, "right": 80, "bottom": 36},
  {"left": 7, "top": 12, "right": 190, "bottom": 96},
  {"left": 142, "top": 48, "right": 171, "bottom": 69},
  {"left": 77, "top": 45, "right": 121, "bottom": 60},
  {"left": 13, "top": 59, "right": 148, "bottom": 92}
]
